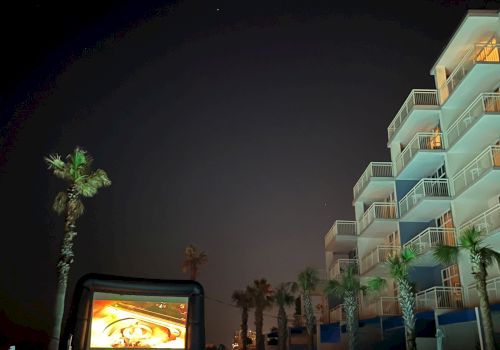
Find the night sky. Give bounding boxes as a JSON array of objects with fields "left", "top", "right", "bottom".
[{"left": 0, "top": 0, "right": 496, "bottom": 347}]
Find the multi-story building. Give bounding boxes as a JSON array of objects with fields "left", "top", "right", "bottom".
[{"left": 324, "top": 9, "right": 500, "bottom": 349}]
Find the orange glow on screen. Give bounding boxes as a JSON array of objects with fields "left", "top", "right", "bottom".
[{"left": 90, "top": 296, "right": 188, "bottom": 349}]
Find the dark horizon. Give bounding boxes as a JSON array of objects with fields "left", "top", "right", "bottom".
[{"left": 0, "top": 0, "right": 496, "bottom": 347}]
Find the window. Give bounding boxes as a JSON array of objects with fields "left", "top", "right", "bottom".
[
  {"left": 436, "top": 210, "right": 454, "bottom": 229},
  {"left": 430, "top": 163, "right": 447, "bottom": 179},
  {"left": 441, "top": 264, "right": 460, "bottom": 287}
]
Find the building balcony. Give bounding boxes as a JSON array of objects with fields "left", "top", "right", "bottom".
[
  {"left": 359, "top": 245, "right": 400, "bottom": 276},
  {"left": 395, "top": 132, "right": 446, "bottom": 180},
  {"left": 324, "top": 220, "right": 357, "bottom": 252},
  {"left": 387, "top": 89, "right": 440, "bottom": 145},
  {"left": 467, "top": 276, "right": 500, "bottom": 307},
  {"left": 398, "top": 178, "right": 452, "bottom": 221},
  {"left": 459, "top": 203, "right": 500, "bottom": 239},
  {"left": 353, "top": 162, "right": 394, "bottom": 203},
  {"left": 440, "top": 41, "right": 500, "bottom": 108},
  {"left": 447, "top": 93, "right": 500, "bottom": 153},
  {"left": 451, "top": 145, "right": 500, "bottom": 198},
  {"left": 329, "top": 304, "right": 346, "bottom": 323},
  {"left": 416, "top": 286, "right": 464, "bottom": 312},
  {"left": 403, "top": 227, "right": 457, "bottom": 266},
  {"left": 358, "top": 202, "right": 398, "bottom": 237},
  {"left": 360, "top": 296, "right": 400, "bottom": 320},
  {"left": 329, "top": 258, "right": 358, "bottom": 280}
]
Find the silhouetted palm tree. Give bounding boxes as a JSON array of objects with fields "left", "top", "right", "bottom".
[
  {"left": 297, "top": 268, "right": 319, "bottom": 350},
  {"left": 182, "top": 244, "right": 208, "bottom": 280},
  {"left": 325, "top": 265, "right": 364, "bottom": 350},
  {"left": 232, "top": 288, "right": 254, "bottom": 350},
  {"left": 434, "top": 227, "right": 500, "bottom": 350},
  {"left": 248, "top": 279, "right": 273, "bottom": 350},
  {"left": 45, "top": 147, "right": 111, "bottom": 350},
  {"left": 274, "top": 282, "right": 298, "bottom": 350},
  {"left": 369, "top": 247, "right": 417, "bottom": 350}
]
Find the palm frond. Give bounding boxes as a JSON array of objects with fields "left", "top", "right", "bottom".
[
  {"left": 45, "top": 154, "right": 71, "bottom": 181},
  {"left": 433, "top": 244, "right": 459, "bottom": 265},
  {"left": 73, "top": 199, "right": 85, "bottom": 219},
  {"left": 459, "top": 227, "right": 482, "bottom": 249},
  {"left": 52, "top": 191, "right": 68, "bottom": 214},
  {"left": 401, "top": 246, "right": 418, "bottom": 263},
  {"left": 367, "top": 277, "right": 387, "bottom": 294},
  {"left": 324, "top": 279, "right": 344, "bottom": 297},
  {"left": 480, "top": 247, "right": 500, "bottom": 269},
  {"left": 297, "top": 267, "right": 319, "bottom": 292}
]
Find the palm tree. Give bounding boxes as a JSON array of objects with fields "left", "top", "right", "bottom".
[
  {"left": 232, "top": 288, "right": 254, "bottom": 350},
  {"left": 368, "top": 247, "right": 418, "bottom": 350},
  {"left": 45, "top": 147, "right": 111, "bottom": 350},
  {"left": 274, "top": 282, "right": 298, "bottom": 350},
  {"left": 325, "top": 265, "right": 364, "bottom": 350},
  {"left": 181, "top": 244, "right": 208, "bottom": 280},
  {"left": 248, "top": 279, "right": 274, "bottom": 350},
  {"left": 434, "top": 227, "right": 500, "bottom": 350},
  {"left": 297, "top": 268, "right": 319, "bottom": 350}
]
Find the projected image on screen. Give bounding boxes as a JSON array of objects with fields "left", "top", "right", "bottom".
[{"left": 90, "top": 293, "right": 188, "bottom": 349}]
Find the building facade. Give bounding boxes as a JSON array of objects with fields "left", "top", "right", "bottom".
[{"left": 324, "top": 9, "right": 500, "bottom": 349}]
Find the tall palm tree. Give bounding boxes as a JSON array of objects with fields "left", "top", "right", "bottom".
[
  {"left": 45, "top": 147, "right": 111, "bottom": 350},
  {"left": 434, "top": 227, "right": 500, "bottom": 350},
  {"left": 325, "top": 265, "right": 364, "bottom": 350},
  {"left": 181, "top": 244, "right": 208, "bottom": 280},
  {"left": 248, "top": 279, "right": 274, "bottom": 350},
  {"left": 274, "top": 282, "right": 298, "bottom": 350},
  {"left": 232, "top": 288, "right": 254, "bottom": 350},
  {"left": 297, "top": 268, "right": 319, "bottom": 350},
  {"left": 368, "top": 247, "right": 418, "bottom": 350}
]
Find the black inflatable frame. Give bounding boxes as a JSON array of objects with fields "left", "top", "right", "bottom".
[{"left": 61, "top": 273, "right": 205, "bottom": 350}]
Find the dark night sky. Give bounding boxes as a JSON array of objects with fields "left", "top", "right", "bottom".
[{"left": 0, "top": 0, "right": 496, "bottom": 346}]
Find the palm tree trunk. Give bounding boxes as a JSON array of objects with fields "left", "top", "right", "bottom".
[
  {"left": 344, "top": 292, "right": 358, "bottom": 350},
  {"left": 255, "top": 306, "right": 264, "bottom": 350},
  {"left": 242, "top": 306, "right": 248, "bottom": 350},
  {"left": 278, "top": 306, "right": 288, "bottom": 350},
  {"left": 303, "top": 291, "right": 315, "bottom": 350},
  {"left": 476, "top": 265, "right": 496, "bottom": 350},
  {"left": 398, "top": 280, "right": 416, "bottom": 350},
  {"left": 49, "top": 193, "right": 78, "bottom": 350}
]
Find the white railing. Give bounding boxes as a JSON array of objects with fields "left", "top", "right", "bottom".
[
  {"left": 399, "top": 178, "right": 451, "bottom": 217},
  {"left": 387, "top": 89, "right": 439, "bottom": 141},
  {"left": 331, "top": 259, "right": 358, "bottom": 280},
  {"left": 360, "top": 296, "right": 400, "bottom": 319},
  {"left": 416, "top": 286, "right": 464, "bottom": 312},
  {"left": 467, "top": 276, "right": 500, "bottom": 306},
  {"left": 440, "top": 42, "right": 500, "bottom": 102},
  {"left": 395, "top": 132, "right": 444, "bottom": 175},
  {"left": 353, "top": 162, "right": 393, "bottom": 200},
  {"left": 459, "top": 203, "right": 500, "bottom": 238},
  {"left": 380, "top": 297, "right": 401, "bottom": 315},
  {"left": 329, "top": 304, "right": 346, "bottom": 323},
  {"left": 360, "top": 245, "right": 400, "bottom": 275},
  {"left": 403, "top": 227, "right": 457, "bottom": 256},
  {"left": 358, "top": 202, "right": 397, "bottom": 234},
  {"left": 324, "top": 220, "right": 357, "bottom": 248},
  {"left": 447, "top": 93, "right": 500, "bottom": 148},
  {"left": 452, "top": 145, "right": 500, "bottom": 196}
]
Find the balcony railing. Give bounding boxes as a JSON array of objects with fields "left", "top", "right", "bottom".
[
  {"left": 387, "top": 89, "right": 439, "bottom": 141},
  {"left": 403, "top": 227, "right": 457, "bottom": 256},
  {"left": 395, "top": 132, "right": 444, "bottom": 175},
  {"left": 416, "top": 286, "right": 464, "bottom": 312},
  {"left": 467, "top": 276, "right": 500, "bottom": 306},
  {"left": 331, "top": 259, "right": 358, "bottom": 280},
  {"left": 398, "top": 178, "right": 451, "bottom": 218},
  {"left": 447, "top": 93, "right": 500, "bottom": 148},
  {"left": 353, "top": 162, "right": 393, "bottom": 200},
  {"left": 360, "top": 245, "right": 400, "bottom": 275},
  {"left": 325, "top": 220, "right": 357, "bottom": 248},
  {"left": 360, "top": 296, "right": 400, "bottom": 318},
  {"left": 358, "top": 202, "right": 397, "bottom": 234},
  {"left": 459, "top": 203, "right": 500, "bottom": 238},
  {"left": 440, "top": 42, "right": 500, "bottom": 102},
  {"left": 451, "top": 145, "right": 500, "bottom": 196},
  {"left": 329, "top": 304, "right": 346, "bottom": 323}
]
